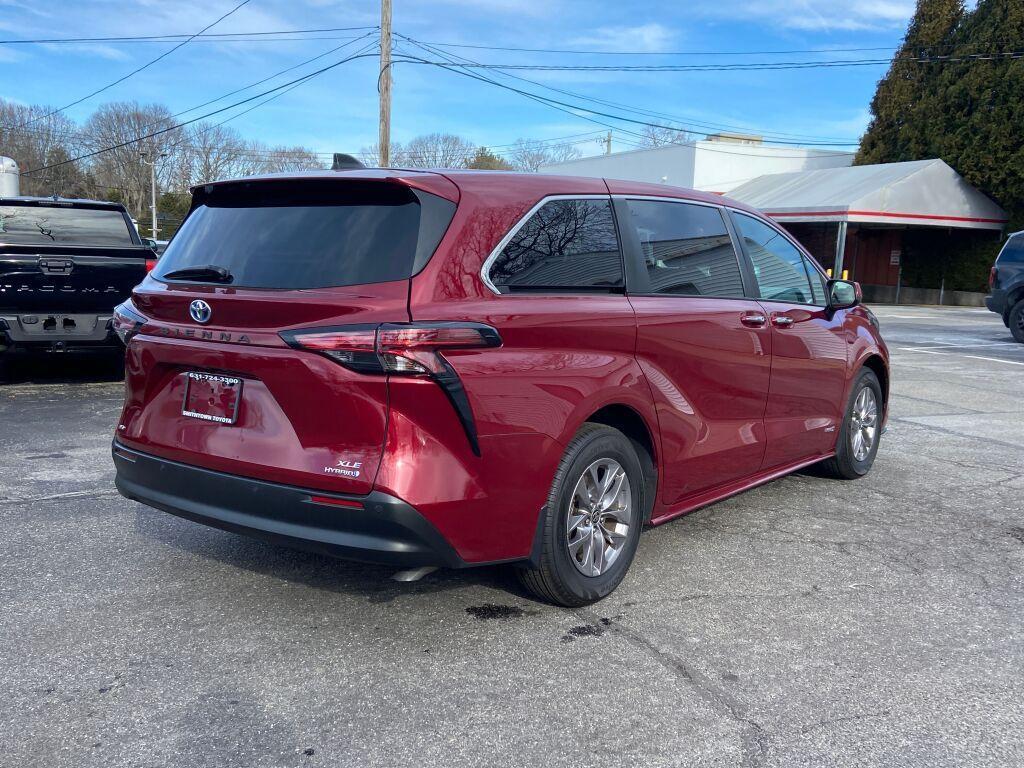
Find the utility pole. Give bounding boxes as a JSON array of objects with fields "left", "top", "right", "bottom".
[
  {"left": 378, "top": 0, "right": 392, "bottom": 167},
  {"left": 140, "top": 150, "right": 167, "bottom": 239},
  {"left": 605, "top": 130, "right": 612, "bottom": 155}
]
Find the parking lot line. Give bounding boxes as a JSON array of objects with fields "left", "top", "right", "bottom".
[
  {"left": 907, "top": 342, "right": 1021, "bottom": 350},
  {"left": 963, "top": 354, "right": 1024, "bottom": 367},
  {"left": 898, "top": 347, "right": 1024, "bottom": 366}
]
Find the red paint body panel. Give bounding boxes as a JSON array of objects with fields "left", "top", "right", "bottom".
[
  {"left": 115, "top": 170, "right": 890, "bottom": 566},
  {"left": 757, "top": 302, "right": 850, "bottom": 469},
  {"left": 627, "top": 296, "right": 772, "bottom": 503}
]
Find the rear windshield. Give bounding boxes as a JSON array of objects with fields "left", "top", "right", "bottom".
[
  {"left": 0, "top": 204, "right": 135, "bottom": 246},
  {"left": 997, "top": 233, "right": 1024, "bottom": 264},
  {"left": 154, "top": 180, "right": 452, "bottom": 289}
]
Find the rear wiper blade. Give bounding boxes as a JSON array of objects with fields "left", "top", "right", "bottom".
[{"left": 162, "top": 265, "right": 233, "bottom": 283}]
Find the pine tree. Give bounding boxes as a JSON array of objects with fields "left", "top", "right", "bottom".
[
  {"left": 857, "top": 0, "right": 1024, "bottom": 290},
  {"left": 856, "top": 0, "right": 964, "bottom": 165},
  {"left": 466, "top": 147, "right": 513, "bottom": 171},
  {"left": 931, "top": 0, "right": 1024, "bottom": 230}
]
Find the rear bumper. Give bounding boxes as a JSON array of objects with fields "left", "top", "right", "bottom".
[
  {"left": 984, "top": 292, "right": 1005, "bottom": 316},
  {"left": 1, "top": 313, "right": 118, "bottom": 351},
  {"left": 112, "top": 442, "right": 468, "bottom": 568}
]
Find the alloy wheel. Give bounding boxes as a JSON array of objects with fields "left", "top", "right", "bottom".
[
  {"left": 565, "top": 458, "right": 632, "bottom": 577},
  {"left": 849, "top": 386, "right": 878, "bottom": 462}
]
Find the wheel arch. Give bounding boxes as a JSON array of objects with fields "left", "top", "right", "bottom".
[
  {"left": 860, "top": 353, "right": 889, "bottom": 417},
  {"left": 1007, "top": 284, "right": 1024, "bottom": 314},
  {"left": 584, "top": 403, "right": 659, "bottom": 524}
]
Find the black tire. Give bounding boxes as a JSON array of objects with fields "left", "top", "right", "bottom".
[
  {"left": 1009, "top": 299, "right": 1024, "bottom": 344},
  {"left": 820, "top": 368, "right": 883, "bottom": 480},
  {"left": 518, "top": 423, "right": 645, "bottom": 607}
]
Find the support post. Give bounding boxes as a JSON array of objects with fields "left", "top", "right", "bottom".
[
  {"left": 378, "top": 0, "right": 392, "bottom": 168},
  {"left": 834, "top": 220, "right": 848, "bottom": 279},
  {"left": 149, "top": 159, "right": 158, "bottom": 239}
]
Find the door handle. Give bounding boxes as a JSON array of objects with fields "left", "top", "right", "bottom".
[
  {"left": 771, "top": 315, "right": 795, "bottom": 328},
  {"left": 740, "top": 312, "right": 767, "bottom": 327}
]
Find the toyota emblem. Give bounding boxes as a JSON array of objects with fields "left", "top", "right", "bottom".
[{"left": 189, "top": 299, "right": 212, "bottom": 324}]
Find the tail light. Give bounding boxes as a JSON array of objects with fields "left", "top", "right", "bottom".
[
  {"left": 145, "top": 259, "right": 158, "bottom": 273},
  {"left": 281, "top": 322, "right": 501, "bottom": 455},
  {"left": 989, "top": 266, "right": 998, "bottom": 290},
  {"left": 112, "top": 301, "right": 147, "bottom": 344}
]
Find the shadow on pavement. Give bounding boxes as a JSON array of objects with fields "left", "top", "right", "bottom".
[
  {"left": 0, "top": 352, "right": 124, "bottom": 385},
  {"left": 133, "top": 507, "right": 533, "bottom": 605}
]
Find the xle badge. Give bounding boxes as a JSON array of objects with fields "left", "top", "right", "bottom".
[{"left": 324, "top": 459, "right": 362, "bottom": 478}]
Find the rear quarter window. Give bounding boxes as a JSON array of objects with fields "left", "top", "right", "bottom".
[
  {"left": 487, "top": 198, "right": 623, "bottom": 293},
  {"left": 997, "top": 234, "right": 1024, "bottom": 264}
]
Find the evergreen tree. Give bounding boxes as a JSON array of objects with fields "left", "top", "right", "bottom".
[
  {"left": 930, "top": 0, "right": 1024, "bottom": 231},
  {"left": 856, "top": 0, "right": 964, "bottom": 165},
  {"left": 857, "top": 0, "right": 1024, "bottom": 290},
  {"left": 466, "top": 147, "right": 513, "bottom": 170}
]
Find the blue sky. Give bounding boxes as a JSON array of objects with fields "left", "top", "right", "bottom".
[{"left": 0, "top": 0, "right": 918, "bottom": 159}]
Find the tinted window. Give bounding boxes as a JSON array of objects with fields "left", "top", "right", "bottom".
[
  {"left": 153, "top": 181, "right": 445, "bottom": 290},
  {"left": 734, "top": 213, "right": 823, "bottom": 305},
  {"left": 0, "top": 204, "right": 134, "bottom": 246},
  {"left": 626, "top": 200, "right": 744, "bottom": 297},
  {"left": 998, "top": 233, "right": 1024, "bottom": 264},
  {"left": 489, "top": 198, "right": 622, "bottom": 292}
]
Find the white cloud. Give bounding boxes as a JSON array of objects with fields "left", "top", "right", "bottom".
[
  {"left": 695, "top": 0, "right": 913, "bottom": 31},
  {"left": 424, "top": 0, "right": 557, "bottom": 17},
  {"left": 569, "top": 23, "right": 675, "bottom": 52}
]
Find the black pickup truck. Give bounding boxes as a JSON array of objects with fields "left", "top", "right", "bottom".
[{"left": 0, "top": 197, "right": 155, "bottom": 362}]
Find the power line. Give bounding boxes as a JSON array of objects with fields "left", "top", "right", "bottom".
[
  {"left": 392, "top": 52, "right": 858, "bottom": 158},
  {"left": 407, "top": 40, "right": 900, "bottom": 56},
  {"left": 391, "top": 40, "right": 651, "bottom": 147},
  {"left": 395, "top": 33, "right": 860, "bottom": 145},
  {"left": 0, "top": 25, "right": 376, "bottom": 45},
  {"left": 27, "top": 0, "right": 254, "bottom": 124},
  {"left": 2, "top": 35, "right": 374, "bottom": 45},
  {"left": 409, "top": 50, "right": 1024, "bottom": 73},
  {"left": 2, "top": 33, "right": 379, "bottom": 159},
  {"left": 160, "top": 32, "right": 378, "bottom": 127},
  {"left": 163, "top": 39, "right": 382, "bottom": 157},
  {"left": 393, "top": 41, "right": 856, "bottom": 151},
  {"left": 20, "top": 51, "right": 379, "bottom": 177}
]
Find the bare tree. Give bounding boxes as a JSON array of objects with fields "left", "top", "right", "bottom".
[
  {"left": 254, "top": 145, "right": 326, "bottom": 173},
  {"left": 82, "top": 102, "right": 182, "bottom": 217},
  {"left": 637, "top": 122, "right": 693, "bottom": 148},
  {"left": 359, "top": 141, "right": 404, "bottom": 168},
  {"left": 402, "top": 133, "right": 475, "bottom": 168},
  {"left": 509, "top": 139, "right": 582, "bottom": 172},
  {"left": 0, "top": 99, "right": 84, "bottom": 197},
  {"left": 175, "top": 122, "right": 251, "bottom": 187}
]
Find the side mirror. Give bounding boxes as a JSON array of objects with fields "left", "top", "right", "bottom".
[{"left": 828, "top": 279, "right": 861, "bottom": 310}]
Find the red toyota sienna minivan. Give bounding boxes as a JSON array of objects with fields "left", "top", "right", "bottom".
[{"left": 112, "top": 169, "right": 889, "bottom": 606}]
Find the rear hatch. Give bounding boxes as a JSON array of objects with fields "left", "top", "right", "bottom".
[
  {"left": 117, "top": 175, "right": 458, "bottom": 496},
  {"left": 0, "top": 200, "right": 150, "bottom": 315}
]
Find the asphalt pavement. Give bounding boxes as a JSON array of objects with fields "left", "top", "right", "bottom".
[{"left": 1, "top": 304, "right": 1021, "bottom": 768}]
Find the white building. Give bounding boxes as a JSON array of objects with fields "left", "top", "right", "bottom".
[{"left": 538, "top": 134, "right": 853, "bottom": 194}]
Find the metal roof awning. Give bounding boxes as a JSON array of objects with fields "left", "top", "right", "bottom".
[{"left": 728, "top": 159, "right": 1008, "bottom": 231}]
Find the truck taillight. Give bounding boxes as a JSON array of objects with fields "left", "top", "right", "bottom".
[
  {"left": 989, "top": 266, "right": 998, "bottom": 290},
  {"left": 112, "top": 301, "right": 147, "bottom": 344},
  {"left": 281, "top": 323, "right": 502, "bottom": 455}
]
